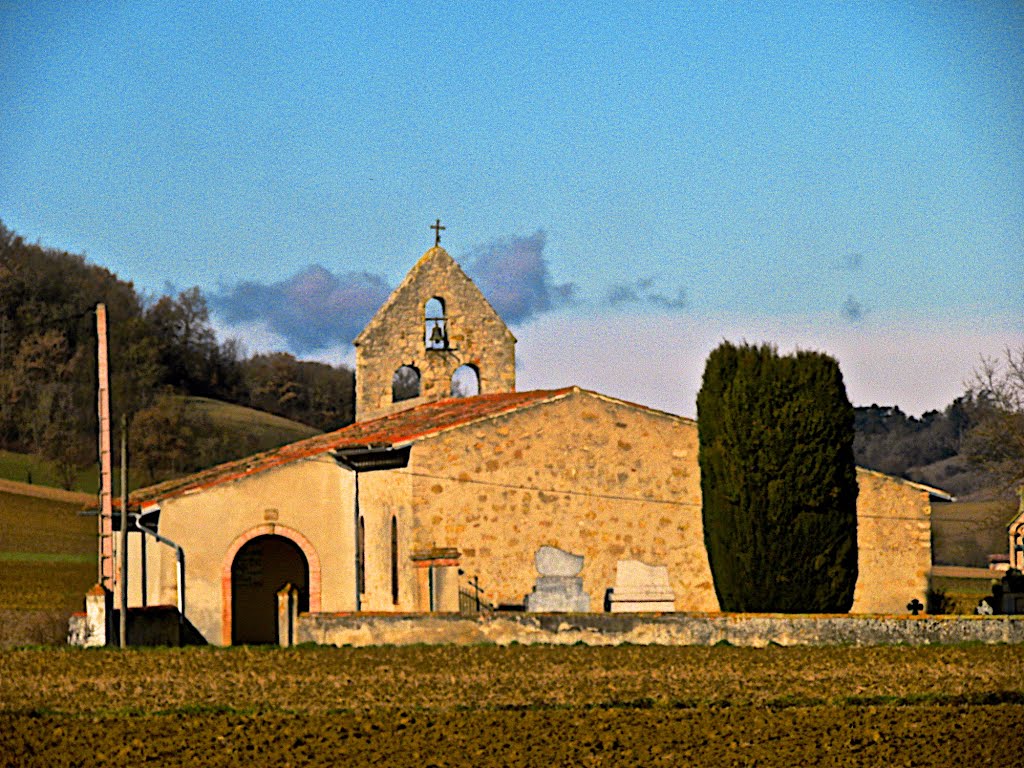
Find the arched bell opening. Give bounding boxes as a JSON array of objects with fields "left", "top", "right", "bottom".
[
  {"left": 425, "top": 297, "right": 448, "bottom": 350},
  {"left": 392, "top": 365, "right": 421, "bottom": 403},
  {"left": 451, "top": 364, "right": 480, "bottom": 398}
]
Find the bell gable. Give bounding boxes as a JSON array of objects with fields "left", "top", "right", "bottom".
[{"left": 353, "top": 246, "right": 516, "bottom": 421}]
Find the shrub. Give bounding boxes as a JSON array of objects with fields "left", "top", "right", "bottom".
[{"left": 697, "top": 342, "right": 859, "bottom": 612}]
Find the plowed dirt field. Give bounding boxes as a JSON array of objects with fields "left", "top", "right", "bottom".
[{"left": 2, "top": 644, "right": 1022, "bottom": 767}]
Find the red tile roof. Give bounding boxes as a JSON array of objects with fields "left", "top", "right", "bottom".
[{"left": 131, "top": 388, "right": 576, "bottom": 505}]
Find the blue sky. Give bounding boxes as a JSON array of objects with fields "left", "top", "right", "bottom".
[{"left": 2, "top": 1, "right": 1021, "bottom": 416}]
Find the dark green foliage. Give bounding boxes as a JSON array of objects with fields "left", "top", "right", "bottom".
[
  {"left": 697, "top": 342, "right": 859, "bottom": 613},
  {"left": 242, "top": 353, "right": 354, "bottom": 432},
  {"left": 0, "top": 221, "right": 160, "bottom": 484}
]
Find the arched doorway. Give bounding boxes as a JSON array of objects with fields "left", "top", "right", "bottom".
[{"left": 230, "top": 535, "right": 309, "bottom": 645}]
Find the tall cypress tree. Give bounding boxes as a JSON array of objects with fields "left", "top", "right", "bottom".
[{"left": 697, "top": 342, "right": 858, "bottom": 612}]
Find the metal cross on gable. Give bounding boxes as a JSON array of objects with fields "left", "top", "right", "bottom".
[{"left": 431, "top": 218, "right": 445, "bottom": 246}]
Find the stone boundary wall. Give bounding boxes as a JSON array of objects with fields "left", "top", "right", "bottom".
[
  {"left": 290, "top": 611, "right": 1024, "bottom": 648},
  {"left": 68, "top": 596, "right": 182, "bottom": 647}
]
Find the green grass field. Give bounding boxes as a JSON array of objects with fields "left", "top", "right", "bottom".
[
  {"left": 0, "top": 450, "right": 99, "bottom": 495},
  {"left": 185, "top": 396, "right": 321, "bottom": 447},
  {"left": 0, "top": 489, "right": 97, "bottom": 645}
]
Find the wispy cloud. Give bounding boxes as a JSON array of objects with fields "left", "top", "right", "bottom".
[
  {"left": 212, "top": 230, "right": 575, "bottom": 353},
  {"left": 606, "top": 277, "right": 687, "bottom": 311},
  {"left": 835, "top": 252, "right": 864, "bottom": 271},
  {"left": 211, "top": 265, "right": 390, "bottom": 353},
  {"left": 462, "top": 230, "right": 576, "bottom": 324},
  {"left": 842, "top": 295, "right": 866, "bottom": 322}
]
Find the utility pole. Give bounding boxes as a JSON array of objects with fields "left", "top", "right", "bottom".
[
  {"left": 119, "top": 414, "right": 128, "bottom": 648},
  {"left": 96, "top": 305, "right": 114, "bottom": 592}
]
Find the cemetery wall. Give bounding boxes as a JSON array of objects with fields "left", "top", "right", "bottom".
[{"left": 290, "top": 611, "right": 1024, "bottom": 648}]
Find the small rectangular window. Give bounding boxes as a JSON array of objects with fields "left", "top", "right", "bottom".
[{"left": 391, "top": 516, "right": 399, "bottom": 605}]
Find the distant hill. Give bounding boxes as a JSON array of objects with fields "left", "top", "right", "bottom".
[
  {"left": 0, "top": 220, "right": 353, "bottom": 498},
  {"left": 184, "top": 396, "right": 322, "bottom": 452},
  {"left": 128, "top": 395, "right": 324, "bottom": 490},
  {"left": 0, "top": 397, "right": 321, "bottom": 494}
]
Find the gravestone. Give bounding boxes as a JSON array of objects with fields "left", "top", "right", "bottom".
[
  {"left": 606, "top": 559, "right": 676, "bottom": 612},
  {"left": 524, "top": 546, "right": 590, "bottom": 613}
]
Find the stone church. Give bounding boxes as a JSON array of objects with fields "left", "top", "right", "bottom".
[{"left": 114, "top": 243, "right": 944, "bottom": 645}]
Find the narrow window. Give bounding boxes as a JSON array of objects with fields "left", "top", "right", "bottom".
[
  {"left": 392, "top": 365, "right": 420, "bottom": 402},
  {"left": 391, "top": 516, "right": 399, "bottom": 605},
  {"left": 357, "top": 516, "right": 366, "bottom": 595},
  {"left": 451, "top": 364, "right": 480, "bottom": 398},
  {"left": 425, "top": 297, "right": 448, "bottom": 350}
]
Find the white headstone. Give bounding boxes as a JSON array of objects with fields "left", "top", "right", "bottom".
[
  {"left": 525, "top": 546, "right": 589, "bottom": 612},
  {"left": 607, "top": 559, "right": 676, "bottom": 612},
  {"left": 615, "top": 560, "right": 672, "bottom": 591},
  {"left": 535, "top": 545, "right": 584, "bottom": 577}
]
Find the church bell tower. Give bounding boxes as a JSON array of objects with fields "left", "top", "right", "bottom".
[{"left": 352, "top": 232, "right": 516, "bottom": 422}]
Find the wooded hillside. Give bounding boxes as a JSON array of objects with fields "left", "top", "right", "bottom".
[
  {"left": 0, "top": 221, "right": 354, "bottom": 489},
  {"left": 854, "top": 387, "right": 1019, "bottom": 500}
]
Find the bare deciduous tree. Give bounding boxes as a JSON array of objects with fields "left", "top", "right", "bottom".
[{"left": 963, "top": 346, "right": 1024, "bottom": 492}]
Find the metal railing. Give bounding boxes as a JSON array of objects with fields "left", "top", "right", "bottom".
[{"left": 458, "top": 574, "right": 490, "bottom": 613}]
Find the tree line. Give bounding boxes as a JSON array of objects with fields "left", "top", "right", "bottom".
[
  {"left": 853, "top": 371, "right": 1023, "bottom": 499},
  {"left": 0, "top": 221, "right": 354, "bottom": 488}
]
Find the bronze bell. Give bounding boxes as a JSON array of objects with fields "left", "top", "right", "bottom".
[{"left": 429, "top": 323, "right": 446, "bottom": 347}]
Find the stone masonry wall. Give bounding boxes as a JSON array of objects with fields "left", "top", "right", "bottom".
[
  {"left": 353, "top": 390, "right": 935, "bottom": 617},
  {"left": 399, "top": 389, "right": 718, "bottom": 612},
  {"left": 354, "top": 247, "right": 516, "bottom": 421},
  {"left": 852, "top": 469, "right": 932, "bottom": 614}
]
